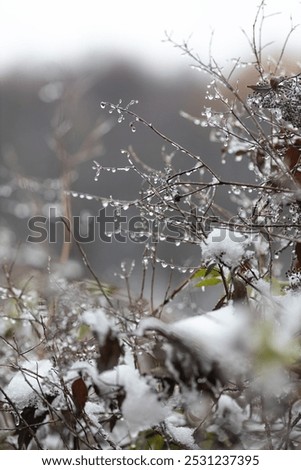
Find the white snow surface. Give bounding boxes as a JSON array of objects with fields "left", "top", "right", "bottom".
[
  {"left": 4, "top": 359, "right": 58, "bottom": 410},
  {"left": 82, "top": 308, "right": 111, "bottom": 345},
  {"left": 165, "top": 421, "right": 198, "bottom": 449},
  {"left": 137, "top": 304, "right": 250, "bottom": 376},
  {"left": 97, "top": 364, "right": 169, "bottom": 435},
  {"left": 201, "top": 228, "right": 250, "bottom": 267}
]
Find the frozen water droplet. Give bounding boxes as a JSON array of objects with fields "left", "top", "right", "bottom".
[
  {"left": 13, "top": 412, "right": 20, "bottom": 426},
  {"left": 121, "top": 261, "right": 126, "bottom": 271},
  {"left": 231, "top": 186, "right": 241, "bottom": 195}
]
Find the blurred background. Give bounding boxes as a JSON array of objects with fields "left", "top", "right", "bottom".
[{"left": 0, "top": 0, "right": 301, "bottom": 303}]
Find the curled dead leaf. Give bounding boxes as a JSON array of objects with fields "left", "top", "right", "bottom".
[{"left": 71, "top": 377, "right": 88, "bottom": 414}]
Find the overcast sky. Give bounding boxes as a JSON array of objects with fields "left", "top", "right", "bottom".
[{"left": 1, "top": 0, "right": 301, "bottom": 74}]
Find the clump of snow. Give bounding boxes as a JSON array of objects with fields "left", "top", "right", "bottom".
[
  {"left": 4, "top": 359, "right": 58, "bottom": 410},
  {"left": 97, "top": 364, "right": 169, "bottom": 435},
  {"left": 137, "top": 304, "right": 251, "bottom": 378},
  {"left": 201, "top": 228, "right": 251, "bottom": 267},
  {"left": 208, "top": 395, "right": 247, "bottom": 441},
  {"left": 82, "top": 308, "right": 111, "bottom": 345},
  {"left": 279, "top": 291, "right": 301, "bottom": 336},
  {"left": 84, "top": 401, "right": 106, "bottom": 427},
  {"left": 165, "top": 419, "right": 198, "bottom": 449}
]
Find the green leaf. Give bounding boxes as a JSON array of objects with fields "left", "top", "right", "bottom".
[
  {"left": 195, "top": 277, "right": 222, "bottom": 287},
  {"left": 193, "top": 264, "right": 222, "bottom": 288},
  {"left": 193, "top": 268, "right": 207, "bottom": 279},
  {"left": 193, "top": 265, "right": 220, "bottom": 279},
  {"left": 132, "top": 430, "right": 166, "bottom": 450},
  {"left": 78, "top": 324, "right": 91, "bottom": 340}
]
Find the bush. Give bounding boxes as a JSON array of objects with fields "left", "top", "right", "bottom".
[{"left": 1, "top": 2, "right": 301, "bottom": 450}]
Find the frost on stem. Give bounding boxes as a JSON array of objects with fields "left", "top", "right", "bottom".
[{"left": 247, "top": 74, "right": 301, "bottom": 128}]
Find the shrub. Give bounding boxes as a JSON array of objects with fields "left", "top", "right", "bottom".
[{"left": 1, "top": 1, "right": 301, "bottom": 450}]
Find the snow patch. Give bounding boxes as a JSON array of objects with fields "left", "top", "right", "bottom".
[
  {"left": 4, "top": 359, "right": 58, "bottom": 410},
  {"left": 201, "top": 228, "right": 250, "bottom": 267},
  {"left": 97, "top": 364, "right": 169, "bottom": 435},
  {"left": 137, "top": 305, "right": 250, "bottom": 377},
  {"left": 82, "top": 308, "right": 111, "bottom": 345}
]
